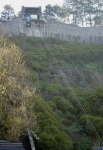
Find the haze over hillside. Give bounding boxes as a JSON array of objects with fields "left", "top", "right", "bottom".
[
  {"left": 10, "top": 35, "right": 103, "bottom": 146},
  {"left": 1, "top": 34, "right": 103, "bottom": 150}
]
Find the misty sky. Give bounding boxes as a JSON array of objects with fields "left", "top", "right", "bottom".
[{"left": 0, "top": 0, "right": 63, "bottom": 15}]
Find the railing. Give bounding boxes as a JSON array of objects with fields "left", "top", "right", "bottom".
[{"left": 28, "top": 131, "right": 36, "bottom": 150}]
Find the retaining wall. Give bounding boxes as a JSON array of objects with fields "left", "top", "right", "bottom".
[{"left": 1, "top": 17, "right": 103, "bottom": 44}]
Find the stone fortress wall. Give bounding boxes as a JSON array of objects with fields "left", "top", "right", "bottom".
[{"left": 1, "top": 16, "right": 103, "bottom": 44}]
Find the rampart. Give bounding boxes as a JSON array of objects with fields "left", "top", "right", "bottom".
[{"left": 1, "top": 17, "right": 103, "bottom": 44}]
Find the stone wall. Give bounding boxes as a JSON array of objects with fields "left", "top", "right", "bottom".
[
  {"left": 1, "top": 17, "right": 103, "bottom": 44},
  {"left": 41, "top": 21, "right": 103, "bottom": 44},
  {"left": 0, "top": 17, "right": 41, "bottom": 37}
]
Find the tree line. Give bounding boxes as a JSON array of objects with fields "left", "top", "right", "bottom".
[
  {"left": 0, "top": 5, "right": 21, "bottom": 22},
  {"left": 1, "top": 1, "right": 103, "bottom": 26},
  {"left": 64, "top": 0, "right": 103, "bottom": 26},
  {"left": 43, "top": 0, "right": 103, "bottom": 26}
]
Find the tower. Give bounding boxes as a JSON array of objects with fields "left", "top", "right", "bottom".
[{"left": 21, "top": 6, "right": 42, "bottom": 27}]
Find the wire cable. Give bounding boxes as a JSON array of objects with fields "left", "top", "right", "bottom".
[
  {"left": 74, "top": 114, "right": 88, "bottom": 139},
  {"left": 41, "top": 36, "right": 103, "bottom": 144},
  {"left": 54, "top": 37, "right": 103, "bottom": 109}
]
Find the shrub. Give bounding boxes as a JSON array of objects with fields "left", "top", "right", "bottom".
[
  {"left": 65, "top": 111, "right": 74, "bottom": 121},
  {"left": 32, "top": 96, "right": 73, "bottom": 150},
  {"left": 51, "top": 96, "right": 75, "bottom": 113},
  {"left": 29, "top": 73, "right": 38, "bottom": 83},
  {"left": 62, "top": 119, "right": 72, "bottom": 126}
]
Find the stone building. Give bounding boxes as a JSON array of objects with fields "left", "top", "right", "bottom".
[
  {"left": 21, "top": 6, "right": 44, "bottom": 27},
  {"left": 21, "top": 6, "right": 42, "bottom": 20}
]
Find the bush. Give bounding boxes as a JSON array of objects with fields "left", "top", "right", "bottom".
[
  {"left": 55, "top": 110, "right": 63, "bottom": 117},
  {"left": 45, "top": 84, "right": 64, "bottom": 96},
  {"left": 36, "top": 132, "right": 73, "bottom": 150},
  {"left": 29, "top": 73, "right": 38, "bottom": 83},
  {"left": 77, "top": 139, "right": 93, "bottom": 150},
  {"left": 79, "top": 115, "right": 103, "bottom": 137},
  {"left": 65, "top": 111, "right": 74, "bottom": 121},
  {"left": 48, "top": 101, "right": 57, "bottom": 111},
  {"left": 62, "top": 119, "right": 72, "bottom": 126},
  {"left": 32, "top": 96, "right": 73, "bottom": 150},
  {"left": 51, "top": 96, "right": 74, "bottom": 113}
]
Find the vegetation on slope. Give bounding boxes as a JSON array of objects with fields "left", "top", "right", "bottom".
[
  {"left": 31, "top": 95, "right": 73, "bottom": 150},
  {"left": 10, "top": 35, "right": 103, "bottom": 88},
  {"left": 4, "top": 35, "right": 103, "bottom": 149},
  {"left": 0, "top": 35, "right": 37, "bottom": 141},
  {"left": 0, "top": 35, "right": 73, "bottom": 149}
]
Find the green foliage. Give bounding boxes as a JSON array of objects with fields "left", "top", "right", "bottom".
[
  {"left": 10, "top": 36, "right": 103, "bottom": 71},
  {"left": 43, "top": 4, "right": 69, "bottom": 22},
  {"left": 79, "top": 115, "right": 103, "bottom": 137},
  {"left": 0, "top": 106, "right": 8, "bottom": 139},
  {"left": 55, "top": 110, "right": 63, "bottom": 118},
  {"left": 31, "top": 95, "right": 73, "bottom": 150},
  {"left": 0, "top": 36, "right": 37, "bottom": 141},
  {"left": 65, "top": 111, "right": 74, "bottom": 121},
  {"left": 29, "top": 73, "right": 38, "bottom": 83},
  {"left": 10, "top": 35, "right": 44, "bottom": 50},
  {"left": 63, "top": 87, "right": 71, "bottom": 97},
  {"left": 23, "top": 47, "right": 48, "bottom": 72},
  {"left": 37, "top": 132, "right": 73, "bottom": 150},
  {"left": 67, "top": 87, "right": 103, "bottom": 117},
  {"left": 77, "top": 139, "right": 93, "bottom": 150},
  {"left": 62, "top": 119, "right": 72, "bottom": 126},
  {"left": 51, "top": 96, "right": 74, "bottom": 113},
  {"left": 9, "top": 35, "right": 103, "bottom": 146},
  {"left": 45, "top": 84, "right": 64, "bottom": 95},
  {"left": 10, "top": 35, "right": 103, "bottom": 88},
  {"left": 45, "top": 87, "right": 60, "bottom": 95},
  {"left": 48, "top": 101, "right": 57, "bottom": 111}
]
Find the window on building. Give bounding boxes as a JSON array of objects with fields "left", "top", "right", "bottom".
[{"left": 31, "top": 15, "right": 37, "bottom": 20}]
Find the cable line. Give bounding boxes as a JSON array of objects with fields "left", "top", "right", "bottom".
[
  {"left": 74, "top": 115, "right": 88, "bottom": 139},
  {"left": 40, "top": 36, "right": 103, "bottom": 144},
  {"left": 54, "top": 37, "right": 103, "bottom": 109}
]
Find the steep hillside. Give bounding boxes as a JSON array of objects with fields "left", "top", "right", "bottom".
[
  {"left": 0, "top": 34, "right": 73, "bottom": 150},
  {"left": 10, "top": 35, "right": 103, "bottom": 88},
  {"left": 9, "top": 35, "right": 103, "bottom": 149}
]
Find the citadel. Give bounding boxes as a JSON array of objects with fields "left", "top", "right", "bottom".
[{"left": 1, "top": 6, "right": 103, "bottom": 44}]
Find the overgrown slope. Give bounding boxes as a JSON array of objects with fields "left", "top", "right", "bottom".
[
  {"left": 9, "top": 35, "right": 103, "bottom": 149},
  {"left": 10, "top": 35, "right": 103, "bottom": 88}
]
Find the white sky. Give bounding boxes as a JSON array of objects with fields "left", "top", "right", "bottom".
[{"left": 0, "top": 0, "right": 63, "bottom": 15}]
